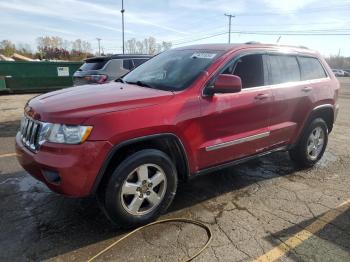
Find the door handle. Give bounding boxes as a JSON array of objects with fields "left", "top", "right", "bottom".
[
  {"left": 302, "top": 86, "right": 313, "bottom": 92},
  {"left": 254, "top": 93, "right": 270, "bottom": 100}
]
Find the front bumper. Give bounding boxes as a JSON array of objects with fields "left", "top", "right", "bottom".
[
  {"left": 15, "top": 132, "right": 113, "bottom": 197},
  {"left": 334, "top": 104, "right": 340, "bottom": 122}
]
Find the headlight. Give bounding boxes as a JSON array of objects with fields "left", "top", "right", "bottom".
[{"left": 38, "top": 123, "right": 93, "bottom": 145}]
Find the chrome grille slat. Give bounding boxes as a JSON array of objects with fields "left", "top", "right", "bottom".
[
  {"left": 22, "top": 118, "right": 29, "bottom": 139},
  {"left": 20, "top": 116, "right": 42, "bottom": 152},
  {"left": 26, "top": 121, "right": 33, "bottom": 142},
  {"left": 29, "top": 123, "right": 37, "bottom": 146}
]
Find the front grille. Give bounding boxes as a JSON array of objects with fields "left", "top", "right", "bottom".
[{"left": 20, "top": 116, "right": 42, "bottom": 152}]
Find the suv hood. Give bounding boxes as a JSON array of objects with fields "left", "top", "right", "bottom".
[{"left": 27, "top": 82, "right": 174, "bottom": 124}]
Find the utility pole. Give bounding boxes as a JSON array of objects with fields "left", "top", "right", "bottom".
[
  {"left": 96, "top": 38, "right": 101, "bottom": 56},
  {"left": 121, "top": 0, "right": 125, "bottom": 54},
  {"left": 224, "top": 13, "right": 235, "bottom": 44}
]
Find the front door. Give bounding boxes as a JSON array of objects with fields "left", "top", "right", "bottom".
[{"left": 197, "top": 53, "right": 273, "bottom": 170}]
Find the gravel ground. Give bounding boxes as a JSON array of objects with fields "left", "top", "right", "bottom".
[{"left": 0, "top": 80, "right": 349, "bottom": 262}]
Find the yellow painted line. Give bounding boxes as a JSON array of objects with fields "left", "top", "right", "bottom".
[
  {"left": 0, "top": 153, "right": 17, "bottom": 158},
  {"left": 253, "top": 199, "right": 350, "bottom": 262}
]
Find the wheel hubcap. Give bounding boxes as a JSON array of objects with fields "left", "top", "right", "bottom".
[
  {"left": 120, "top": 164, "right": 167, "bottom": 215},
  {"left": 306, "top": 126, "right": 325, "bottom": 161}
]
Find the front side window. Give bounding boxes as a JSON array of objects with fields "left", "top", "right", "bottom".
[
  {"left": 223, "top": 54, "right": 265, "bottom": 89},
  {"left": 268, "top": 55, "right": 300, "bottom": 85},
  {"left": 123, "top": 49, "right": 224, "bottom": 91},
  {"left": 298, "top": 56, "right": 327, "bottom": 80}
]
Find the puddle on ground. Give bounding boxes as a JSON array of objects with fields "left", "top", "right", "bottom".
[
  {"left": 317, "top": 151, "right": 338, "bottom": 167},
  {"left": 0, "top": 174, "right": 47, "bottom": 194}
]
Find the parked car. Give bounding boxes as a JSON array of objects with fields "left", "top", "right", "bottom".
[
  {"left": 16, "top": 43, "right": 339, "bottom": 227},
  {"left": 332, "top": 69, "right": 346, "bottom": 77},
  {"left": 73, "top": 54, "right": 152, "bottom": 85},
  {"left": 343, "top": 69, "right": 350, "bottom": 76}
]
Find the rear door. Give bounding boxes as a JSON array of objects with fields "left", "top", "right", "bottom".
[
  {"left": 198, "top": 52, "right": 273, "bottom": 169},
  {"left": 266, "top": 54, "right": 323, "bottom": 147}
]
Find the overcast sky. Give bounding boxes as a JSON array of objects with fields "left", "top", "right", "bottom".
[{"left": 1, "top": 0, "right": 350, "bottom": 56}]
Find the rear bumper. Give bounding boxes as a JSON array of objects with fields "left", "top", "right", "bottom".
[{"left": 15, "top": 132, "right": 113, "bottom": 197}]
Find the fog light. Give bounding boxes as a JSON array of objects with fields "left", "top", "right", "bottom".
[{"left": 42, "top": 170, "right": 61, "bottom": 185}]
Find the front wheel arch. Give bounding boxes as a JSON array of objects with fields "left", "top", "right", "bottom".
[{"left": 92, "top": 133, "right": 190, "bottom": 196}]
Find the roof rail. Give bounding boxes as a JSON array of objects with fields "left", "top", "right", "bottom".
[{"left": 245, "top": 41, "right": 261, "bottom": 44}]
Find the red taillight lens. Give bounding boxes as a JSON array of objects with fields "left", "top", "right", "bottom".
[{"left": 84, "top": 74, "right": 108, "bottom": 84}]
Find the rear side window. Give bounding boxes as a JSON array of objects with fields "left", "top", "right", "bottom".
[
  {"left": 133, "top": 59, "right": 148, "bottom": 67},
  {"left": 268, "top": 55, "right": 300, "bottom": 85},
  {"left": 79, "top": 59, "right": 108, "bottom": 71},
  {"left": 298, "top": 56, "right": 327, "bottom": 80},
  {"left": 123, "top": 59, "right": 134, "bottom": 70}
]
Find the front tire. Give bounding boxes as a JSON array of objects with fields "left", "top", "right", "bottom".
[
  {"left": 289, "top": 118, "right": 328, "bottom": 168},
  {"left": 101, "top": 149, "right": 177, "bottom": 228}
]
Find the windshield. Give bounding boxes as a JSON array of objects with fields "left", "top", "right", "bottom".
[{"left": 123, "top": 49, "right": 224, "bottom": 91}]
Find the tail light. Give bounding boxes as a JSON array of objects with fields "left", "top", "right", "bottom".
[{"left": 84, "top": 74, "right": 108, "bottom": 84}]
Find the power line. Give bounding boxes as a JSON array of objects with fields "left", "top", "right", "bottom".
[
  {"left": 235, "top": 4, "right": 350, "bottom": 16},
  {"left": 172, "top": 32, "right": 227, "bottom": 46},
  {"left": 232, "top": 31, "right": 350, "bottom": 36},
  {"left": 172, "top": 29, "right": 350, "bottom": 46},
  {"left": 170, "top": 24, "right": 350, "bottom": 44}
]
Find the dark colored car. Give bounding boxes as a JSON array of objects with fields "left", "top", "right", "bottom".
[
  {"left": 73, "top": 54, "right": 152, "bottom": 85},
  {"left": 16, "top": 43, "right": 339, "bottom": 227}
]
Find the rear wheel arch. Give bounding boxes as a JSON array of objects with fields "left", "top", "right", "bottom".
[
  {"left": 307, "top": 104, "right": 334, "bottom": 133},
  {"left": 294, "top": 104, "right": 334, "bottom": 147},
  {"left": 92, "top": 133, "right": 190, "bottom": 195}
]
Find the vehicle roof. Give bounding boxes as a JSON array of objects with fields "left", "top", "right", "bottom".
[
  {"left": 174, "top": 43, "right": 319, "bottom": 55},
  {"left": 85, "top": 54, "right": 153, "bottom": 62}
]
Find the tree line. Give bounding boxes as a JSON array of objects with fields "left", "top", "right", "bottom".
[
  {"left": 0, "top": 36, "right": 172, "bottom": 61},
  {"left": 326, "top": 56, "right": 350, "bottom": 69},
  {"left": 124, "top": 37, "right": 172, "bottom": 55},
  {"left": 0, "top": 37, "right": 93, "bottom": 61}
]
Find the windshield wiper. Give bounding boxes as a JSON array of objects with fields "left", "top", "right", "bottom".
[
  {"left": 126, "top": 80, "right": 155, "bottom": 89},
  {"left": 115, "top": 77, "right": 125, "bottom": 83}
]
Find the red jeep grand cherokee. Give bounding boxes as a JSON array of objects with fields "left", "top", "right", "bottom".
[{"left": 16, "top": 43, "right": 339, "bottom": 227}]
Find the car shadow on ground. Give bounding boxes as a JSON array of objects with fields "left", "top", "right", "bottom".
[{"left": 0, "top": 150, "right": 303, "bottom": 261}]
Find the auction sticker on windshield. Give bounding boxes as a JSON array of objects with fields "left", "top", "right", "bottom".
[{"left": 191, "top": 53, "right": 217, "bottom": 59}]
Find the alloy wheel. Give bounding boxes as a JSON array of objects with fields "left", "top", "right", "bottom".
[
  {"left": 120, "top": 164, "right": 167, "bottom": 215},
  {"left": 306, "top": 126, "right": 325, "bottom": 161}
]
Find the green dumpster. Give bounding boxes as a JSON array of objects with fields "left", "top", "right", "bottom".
[
  {"left": 0, "top": 76, "right": 6, "bottom": 92},
  {"left": 0, "top": 61, "right": 82, "bottom": 93}
]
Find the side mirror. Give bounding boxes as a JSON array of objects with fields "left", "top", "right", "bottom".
[{"left": 212, "top": 74, "right": 242, "bottom": 94}]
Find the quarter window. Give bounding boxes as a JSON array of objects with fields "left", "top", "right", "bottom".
[
  {"left": 123, "top": 59, "right": 134, "bottom": 70},
  {"left": 298, "top": 56, "right": 327, "bottom": 80},
  {"left": 268, "top": 55, "right": 300, "bottom": 85},
  {"left": 133, "top": 59, "right": 148, "bottom": 67}
]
